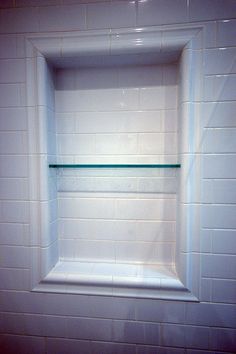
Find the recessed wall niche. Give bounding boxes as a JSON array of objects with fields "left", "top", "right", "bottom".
[{"left": 27, "top": 27, "right": 202, "bottom": 300}]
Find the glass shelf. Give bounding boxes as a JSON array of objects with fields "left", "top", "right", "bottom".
[{"left": 49, "top": 164, "right": 181, "bottom": 168}]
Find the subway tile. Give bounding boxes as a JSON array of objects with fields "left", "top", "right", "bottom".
[
  {"left": 67, "top": 317, "right": 113, "bottom": 341},
  {"left": 57, "top": 134, "right": 96, "bottom": 155},
  {"left": 212, "top": 279, "right": 236, "bottom": 303},
  {"left": 86, "top": 2, "right": 111, "bottom": 29},
  {"left": 202, "top": 102, "right": 236, "bottom": 128},
  {"left": 89, "top": 296, "right": 135, "bottom": 320},
  {"left": 186, "top": 303, "right": 236, "bottom": 328},
  {"left": 0, "top": 155, "right": 28, "bottom": 177},
  {"left": 0, "top": 107, "right": 27, "bottom": 131},
  {"left": 47, "top": 338, "right": 91, "bottom": 354},
  {"left": 0, "top": 84, "right": 23, "bottom": 107},
  {"left": 23, "top": 313, "right": 64, "bottom": 337},
  {"left": 39, "top": 5, "right": 86, "bottom": 32},
  {"left": 0, "top": 35, "right": 17, "bottom": 58},
  {"left": 1, "top": 200, "right": 29, "bottom": 223},
  {"left": 210, "top": 328, "right": 236, "bottom": 352},
  {"left": 202, "top": 254, "right": 236, "bottom": 279},
  {"left": 0, "top": 223, "right": 29, "bottom": 246},
  {"left": 139, "top": 87, "right": 165, "bottom": 110},
  {"left": 0, "top": 245, "right": 30, "bottom": 268},
  {"left": 136, "top": 347, "right": 184, "bottom": 354},
  {"left": 204, "top": 48, "right": 236, "bottom": 75},
  {"left": 0, "top": 268, "right": 30, "bottom": 290},
  {"left": 204, "top": 74, "right": 236, "bottom": 101},
  {"left": 202, "top": 205, "right": 236, "bottom": 229},
  {"left": 0, "top": 334, "right": 46, "bottom": 354},
  {"left": 0, "top": 59, "right": 25, "bottom": 83},
  {"left": 91, "top": 341, "right": 136, "bottom": 354},
  {"left": 58, "top": 198, "right": 115, "bottom": 219},
  {"left": 137, "top": 0, "right": 188, "bottom": 26},
  {"left": 115, "top": 199, "right": 176, "bottom": 221},
  {"left": 212, "top": 230, "right": 236, "bottom": 254},
  {"left": 75, "top": 239, "right": 115, "bottom": 261},
  {"left": 203, "top": 129, "right": 236, "bottom": 153},
  {"left": 118, "top": 65, "right": 162, "bottom": 88},
  {"left": 138, "top": 133, "right": 177, "bottom": 155},
  {"left": 0, "top": 178, "right": 28, "bottom": 200},
  {"left": 0, "top": 7, "right": 39, "bottom": 33},
  {"left": 203, "top": 155, "right": 236, "bottom": 178},
  {"left": 161, "top": 324, "right": 185, "bottom": 347},
  {"left": 136, "top": 299, "right": 185, "bottom": 323},
  {"left": 55, "top": 88, "right": 139, "bottom": 112},
  {"left": 0, "top": 312, "right": 25, "bottom": 335},
  {"left": 16, "top": 0, "right": 61, "bottom": 6},
  {"left": 95, "top": 134, "right": 138, "bottom": 155},
  {"left": 218, "top": 19, "right": 236, "bottom": 47},
  {"left": 113, "top": 320, "right": 160, "bottom": 345},
  {"left": 202, "top": 179, "right": 236, "bottom": 204},
  {"left": 110, "top": 1, "right": 136, "bottom": 29}
]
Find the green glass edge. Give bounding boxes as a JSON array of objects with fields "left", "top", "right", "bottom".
[{"left": 49, "top": 164, "right": 181, "bottom": 168}]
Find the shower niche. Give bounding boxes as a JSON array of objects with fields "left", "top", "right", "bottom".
[{"left": 27, "top": 27, "right": 202, "bottom": 300}]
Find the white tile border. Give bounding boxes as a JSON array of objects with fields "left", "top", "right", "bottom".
[{"left": 26, "top": 24, "right": 203, "bottom": 301}]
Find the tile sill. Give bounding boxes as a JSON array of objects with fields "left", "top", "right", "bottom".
[{"left": 33, "top": 261, "right": 198, "bottom": 301}]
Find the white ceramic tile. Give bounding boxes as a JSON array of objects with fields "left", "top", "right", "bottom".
[
  {"left": 210, "top": 328, "right": 236, "bottom": 352},
  {"left": 58, "top": 197, "right": 115, "bottom": 219},
  {"left": 67, "top": 317, "right": 113, "bottom": 341},
  {"left": 201, "top": 205, "right": 236, "bottom": 229},
  {"left": 212, "top": 279, "right": 236, "bottom": 303},
  {"left": 0, "top": 59, "right": 25, "bottom": 83},
  {"left": 0, "top": 200, "right": 29, "bottom": 223},
  {"left": 0, "top": 107, "right": 27, "bottom": 130},
  {"left": 0, "top": 178, "right": 28, "bottom": 200},
  {"left": 139, "top": 87, "right": 165, "bottom": 110},
  {"left": 16, "top": 0, "right": 60, "bottom": 6},
  {"left": 61, "top": 34, "right": 110, "bottom": 57},
  {"left": 204, "top": 48, "right": 236, "bottom": 75},
  {"left": 212, "top": 230, "right": 236, "bottom": 254},
  {"left": 203, "top": 154, "right": 236, "bottom": 178},
  {"left": 95, "top": 134, "right": 138, "bottom": 155},
  {"left": 110, "top": 31, "right": 162, "bottom": 56},
  {"left": 87, "top": 1, "right": 135, "bottom": 30},
  {"left": 118, "top": 65, "right": 162, "bottom": 88},
  {"left": 0, "top": 223, "right": 29, "bottom": 246},
  {"left": 202, "top": 101, "right": 236, "bottom": 128},
  {"left": 115, "top": 198, "right": 176, "bottom": 221},
  {"left": 76, "top": 240, "right": 115, "bottom": 261},
  {"left": 0, "top": 83, "right": 23, "bottom": 107},
  {"left": 0, "top": 132, "right": 27, "bottom": 154},
  {"left": 0, "top": 335, "right": 46, "bottom": 354},
  {"left": 39, "top": 5, "right": 86, "bottom": 32},
  {"left": 138, "top": 133, "right": 177, "bottom": 155},
  {"left": 204, "top": 74, "right": 236, "bottom": 101},
  {"left": 137, "top": 0, "right": 188, "bottom": 26},
  {"left": 203, "top": 128, "right": 236, "bottom": 153},
  {"left": 86, "top": 2, "right": 111, "bottom": 29},
  {"left": 202, "top": 254, "right": 236, "bottom": 279},
  {"left": 75, "top": 67, "right": 118, "bottom": 90},
  {"left": 47, "top": 338, "right": 91, "bottom": 354},
  {"left": 218, "top": 19, "right": 236, "bottom": 47},
  {"left": 0, "top": 35, "right": 17, "bottom": 58},
  {"left": 91, "top": 341, "right": 135, "bottom": 354},
  {"left": 0, "top": 268, "right": 30, "bottom": 290},
  {"left": 55, "top": 88, "right": 139, "bottom": 112},
  {"left": 0, "top": 245, "right": 30, "bottom": 268},
  {"left": 202, "top": 179, "right": 236, "bottom": 204},
  {"left": 0, "top": 7, "right": 39, "bottom": 33}
]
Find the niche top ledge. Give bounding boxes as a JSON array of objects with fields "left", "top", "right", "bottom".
[{"left": 49, "top": 164, "right": 181, "bottom": 169}]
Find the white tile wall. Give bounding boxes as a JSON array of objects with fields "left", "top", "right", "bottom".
[
  {"left": 0, "top": 0, "right": 236, "bottom": 353},
  {"left": 55, "top": 63, "right": 178, "bottom": 265}
]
